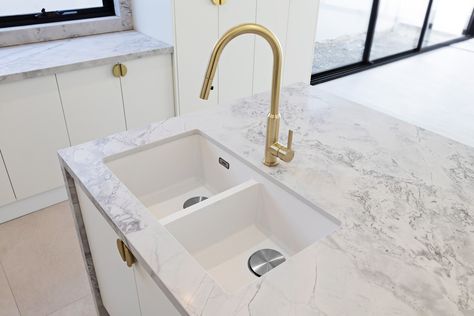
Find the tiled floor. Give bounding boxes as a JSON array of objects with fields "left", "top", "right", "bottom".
[
  {"left": 0, "top": 202, "right": 96, "bottom": 316},
  {"left": 319, "top": 41, "right": 474, "bottom": 148}
]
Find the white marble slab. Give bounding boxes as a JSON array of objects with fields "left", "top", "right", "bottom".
[
  {"left": 319, "top": 46, "right": 474, "bottom": 148},
  {"left": 59, "top": 83, "right": 474, "bottom": 315},
  {"left": 0, "top": 31, "right": 173, "bottom": 84}
]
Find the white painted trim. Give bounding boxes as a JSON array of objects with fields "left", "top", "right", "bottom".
[{"left": 0, "top": 186, "right": 67, "bottom": 223}]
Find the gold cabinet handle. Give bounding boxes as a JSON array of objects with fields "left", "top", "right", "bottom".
[
  {"left": 112, "top": 63, "right": 128, "bottom": 78},
  {"left": 211, "top": 0, "right": 226, "bottom": 5},
  {"left": 116, "top": 239, "right": 135, "bottom": 267}
]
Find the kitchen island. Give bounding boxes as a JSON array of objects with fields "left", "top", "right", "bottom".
[{"left": 59, "top": 83, "right": 474, "bottom": 315}]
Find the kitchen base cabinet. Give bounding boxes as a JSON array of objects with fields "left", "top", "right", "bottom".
[
  {"left": 77, "top": 185, "right": 141, "bottom": 316},
  {"left": 76, "top": 185, "right": 181, "bottom": 316},
  {"left": 0, "top": 53, "right": 175, "bottom": 223},
  {"left": 0, "top": 152, "right": 15, "bottom": 207},
  {"left": 0, "top": 76, "right": 70, "bottom": 200},
  {"left": 57, "top": 65, "right": 127, "bottom": 146},
  {"left": 121, "top": 55, "right": 175, "bottom": 130},
  {"left": 134, "top": 263, "right": 181, "bottom": 316}
]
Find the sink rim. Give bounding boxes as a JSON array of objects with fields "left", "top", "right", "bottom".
[{"left": 100, "top": 128, "right": 341, "bottom": 295}]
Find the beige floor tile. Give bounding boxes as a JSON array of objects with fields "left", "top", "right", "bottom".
[
  {"left": 0, "top": 202, "right": 91, "bottom": 316},
  {"left": 0, "top": 263, "right": 20, "bottom": 316},
  {"left": 48, "top": 294, "right": 97, "bottom": 316}
]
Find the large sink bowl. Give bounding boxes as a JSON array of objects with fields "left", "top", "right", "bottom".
[{"left": 105, "top": 130, "right": 339, "bottom": 293}]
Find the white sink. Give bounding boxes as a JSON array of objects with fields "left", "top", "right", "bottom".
[{"left": 105, "top": 130, "right": 339, "bottom": 293}]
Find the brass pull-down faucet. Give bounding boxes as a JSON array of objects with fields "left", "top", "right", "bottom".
[{"left": 200, "top": 23, "right": 295, "bottom": 166}]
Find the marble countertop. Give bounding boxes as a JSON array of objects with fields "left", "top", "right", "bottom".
[
  {"left": 0, "top": 31, "right": 173, "bottom": 84},
  {"left": 58, "top": 83, "right": 474, "bottom": 315}
]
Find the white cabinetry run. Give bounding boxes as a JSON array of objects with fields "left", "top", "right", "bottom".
[{"left": 0, "top": 54, "right": 175, "bottom": 222}]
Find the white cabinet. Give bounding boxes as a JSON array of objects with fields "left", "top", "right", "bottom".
[
  {"left": 134, "top": 263, "right": 181, "bottom": 316},
  {"left": 284, "top": 0, "right": 320, "bottom": 85},
  {"left": 77, "top": 185, "right": 141, "bottom": 316},
  {"left": 218, "top": 0, "right": 256, "bottom": 104},
  {"left": 173, "top": 0, "right": 219, "bottom": 114},
  {"left": 0, "top": 151, "right": 15, "bottom": 207},
  {"left": 0, "top": 55, "right": 175, "bottom": 222},
  {"left": 57, "top": 65, "right": 126, "bottom": 145},
  {"left": 0, "top": 76, "right": 70, "bottom": 200},
  {"left": 120, "top": 55, "right": 175, "bottom": 130},
  {"left": 77, "top": 185, "right": 181, "bottom": 316},
  {"left": 253, "top": 0, "right": 290, "bottom": 94},
  {"left": 58, "top": 55, "right": 175, "bottom": 144}
]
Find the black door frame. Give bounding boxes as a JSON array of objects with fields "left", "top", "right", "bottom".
[{"left": 311, "top": 0, "right": 474, "bottom": 85}]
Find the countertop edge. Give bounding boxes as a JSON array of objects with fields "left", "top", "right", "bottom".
[{"left": 0, "top": 31, "right": 174, "bottom": 84}]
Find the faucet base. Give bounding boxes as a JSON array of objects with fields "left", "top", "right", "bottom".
[{"left": 263, "top": 160, "right": 279, "bottom": 167}]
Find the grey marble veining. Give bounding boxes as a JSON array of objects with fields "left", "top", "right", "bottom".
[
  {"left": 0, "top": 31, "right": 173, "bottom": 84},
  {"left": 0, "top": 0, "right": 133, "bottom": 47},
  {"left": 59, "top": 83, "right": 474, "bottom": 315}
]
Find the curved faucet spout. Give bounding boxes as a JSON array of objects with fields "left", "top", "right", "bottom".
[{"left": 200, "top": 23, "right": 294, "bottom": 167}]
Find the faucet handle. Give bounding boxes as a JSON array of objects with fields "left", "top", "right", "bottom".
[{"left": 287, "top": 130, "right": 293, "bottom": 151}]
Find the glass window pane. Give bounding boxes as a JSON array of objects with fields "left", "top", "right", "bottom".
[
  {"left": 0, "top": 0, "right": 103, "bottom": 17},
  {"left": 313, "top": 0, "right": 373, "bottom": 74},
  {"left": 423, "top": 0, "right": 474, "bottom": 46},
  {"left": 370, "top": 0, "right": 429, "bottom": 60}
]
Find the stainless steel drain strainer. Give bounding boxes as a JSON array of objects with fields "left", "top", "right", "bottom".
[
  {"left": 183, "top": 196, "right": 208, "bottom": 209},
  {"left": 248, "top": 249, "right": 286, "bottom": 277}
]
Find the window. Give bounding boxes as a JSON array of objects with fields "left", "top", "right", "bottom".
[{"left": 0, "top": 0, "right": 115, "bottom": 28}]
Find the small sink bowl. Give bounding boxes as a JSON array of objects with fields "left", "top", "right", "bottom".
[
  {"left": 105, "top": 130, "right": 339, "bottom": 293},
  {"left": 106, "top": 131, "right": 241, "bottom": 219}
]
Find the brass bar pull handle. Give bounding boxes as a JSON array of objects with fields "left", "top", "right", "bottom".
[
  {"left": 116, "top": 239, "right": 135, "bottom": 267},
  {"left": 287, "top": 130, "right": 293, "bottom": 151}
]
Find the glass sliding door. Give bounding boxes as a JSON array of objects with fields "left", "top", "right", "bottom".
[
  {"left": 313, "top": 0, "right": 373, "bottom": 73},
  {"left": 423, "top": 0, "right": 474, "bottom": 46},
  {"left": 370, "top": 0, "right": 429, "bottom": 60},
  {"left": 311, "top": 0, "right": 474, "bottom": 83}
]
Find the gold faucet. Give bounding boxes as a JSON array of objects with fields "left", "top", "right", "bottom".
[{"left": 200, "top": 23, "right": 295, "bottom": 167}]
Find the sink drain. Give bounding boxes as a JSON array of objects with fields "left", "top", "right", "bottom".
[
  {"left": 248, "top": 249, "right": 286, "bottom": 277},
  {"left": 183, "top": 196, "right": 208, "bottom": 209}
]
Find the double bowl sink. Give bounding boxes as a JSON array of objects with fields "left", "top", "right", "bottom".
[{"left": 105, "top": 130, "right": 339, "bottom": 293}]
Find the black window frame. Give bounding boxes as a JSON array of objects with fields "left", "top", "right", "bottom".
[
  {"left": 0, "top": 0, "right": 116, "bottom": 28},
  {"left": 311, "top": 0, "right": 474, "bottom": 85}
]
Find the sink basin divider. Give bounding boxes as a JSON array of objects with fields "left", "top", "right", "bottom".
[{"left": 158, "top": 179, "right": 259, "bottom": 226}]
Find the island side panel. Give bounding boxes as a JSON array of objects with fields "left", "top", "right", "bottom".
[{"left": 61, "top": 168, "right": 109, "bottom": 316}]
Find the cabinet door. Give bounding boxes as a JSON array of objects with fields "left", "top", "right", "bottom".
[
  {"left": 77, "top": 185, "right": 141, "bottom": 316},
  {"left": 134, "top": 263, "right": 181, "bottom": 316},
  {"left": 0, "top": 151, "right": 15, "bottom": 207},
  {"left": 174, "top": 0, "right": 218, "bottom": 114},
  {"left": 121, "top": 55, "right": 175, "bottom": 130},
  {"left": 254, "top": 0, "right": 290, "bottom": 94},
  {"left": 284, "top": 0, "right": 319, "bottom": 85},
  {"left": 57, "top": 65, "right": 126, "bottom": 145},
  {"left": 0, "top": 76, "right": 70, "bottom": 199},
  {"left": 218, "top": 0, "right": 257, "bottom": 104}
]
